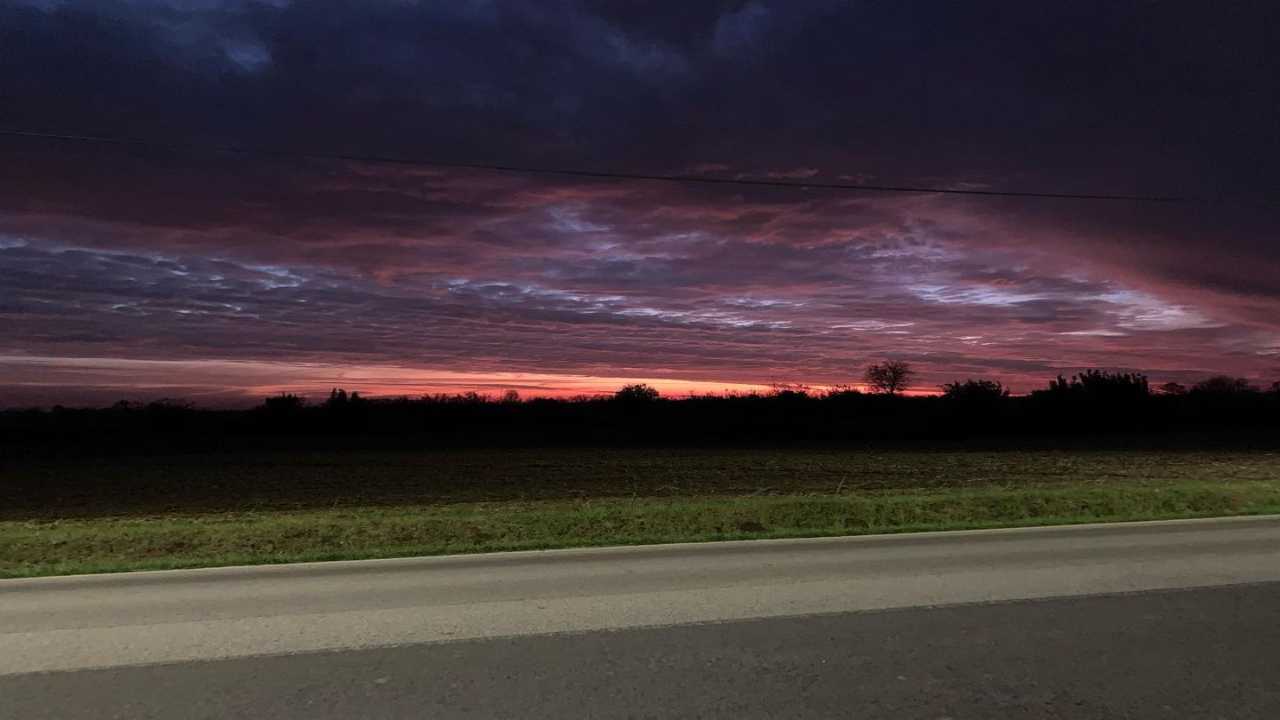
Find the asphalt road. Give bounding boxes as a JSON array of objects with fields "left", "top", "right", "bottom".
[
  {"left": 4, "top": 582, "right": 1279, "bottom": 719},
  {"left": 4, "top": 516, "right": 1280, "bottom": 717}
]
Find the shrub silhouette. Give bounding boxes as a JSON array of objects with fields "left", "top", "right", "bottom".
[
  {"left": 769, "top": 383, "right": 811, "bottom": 401},
  {"left": 325, "top": 388, "right": 365, "bottom": 409},
  {"left": 614, "top": 384, "right": 660, "bottom": 403},
  {"left": 1191, "top": 376, "right": 1257, "bottom": 396},
  {"left": 824, "top": 384, "right": 862, "bottom": 399},
  {"left": 263, "top": 393, "right": 306, "bottom": 413},
  {"left": 1040, "top": 370, "right": 1149, "bottom": 402},
  {"left": 941, "top": 379, "right": 1009, "bottom": 403}
]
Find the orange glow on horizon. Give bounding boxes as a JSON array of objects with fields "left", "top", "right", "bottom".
[{"left": 0, "top": 355, "right": 950, "bottom": 407}]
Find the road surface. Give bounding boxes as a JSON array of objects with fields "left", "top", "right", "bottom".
[{"left": 3, "top": 515, "right": 1280, "bottom": 717}]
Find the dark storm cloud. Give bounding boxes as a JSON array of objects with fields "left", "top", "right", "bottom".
[
  {"left": 9, "top": 0, "right": 1276, "bottom": 180},
  {"left": 1, "top": 0, "right": 1278, "bottom": 403}
]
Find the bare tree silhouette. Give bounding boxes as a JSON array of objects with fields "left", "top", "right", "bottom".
[{"left": 864, "top": 361, "right": 914, "bottom": 395}]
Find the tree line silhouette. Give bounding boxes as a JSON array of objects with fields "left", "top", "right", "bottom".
[{"left": 3, "top": 365, "right": 1279, "bottom": 457}]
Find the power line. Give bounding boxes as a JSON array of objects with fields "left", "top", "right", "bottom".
[{"left": 0, "top": 127, "right": 1218, "bottom": 205}]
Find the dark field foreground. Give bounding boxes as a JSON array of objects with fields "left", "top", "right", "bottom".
[
  {"left": 4, "top": 449, "right": 1280, "bottom": 577},
  {"left": 8, "top": 448, "right": 1280, "bottom": 520}
]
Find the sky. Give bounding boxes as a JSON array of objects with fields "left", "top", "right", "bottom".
[{"left": 1, "top": 0, "right": 1278, "bottom": 406}]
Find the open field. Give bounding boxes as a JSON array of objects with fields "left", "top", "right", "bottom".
[
  {"left": 4, "top": 449, "right": 1280, "bottom": 577},
  {"left": 7, "top": 448, "right": 1280, "bottom": 519}
]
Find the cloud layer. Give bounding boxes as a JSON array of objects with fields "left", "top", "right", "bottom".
[{"left": 1, "top": 1, "right": 1278, "bottom": 404}]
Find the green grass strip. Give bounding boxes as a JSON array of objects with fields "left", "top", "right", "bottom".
[{"left": 4, "top": 481, "right": 1280, "bottom": 578}]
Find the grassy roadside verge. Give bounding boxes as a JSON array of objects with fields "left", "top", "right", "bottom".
[{"left": 5, "top": 480, "right": 1279, "bottom": 578}]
